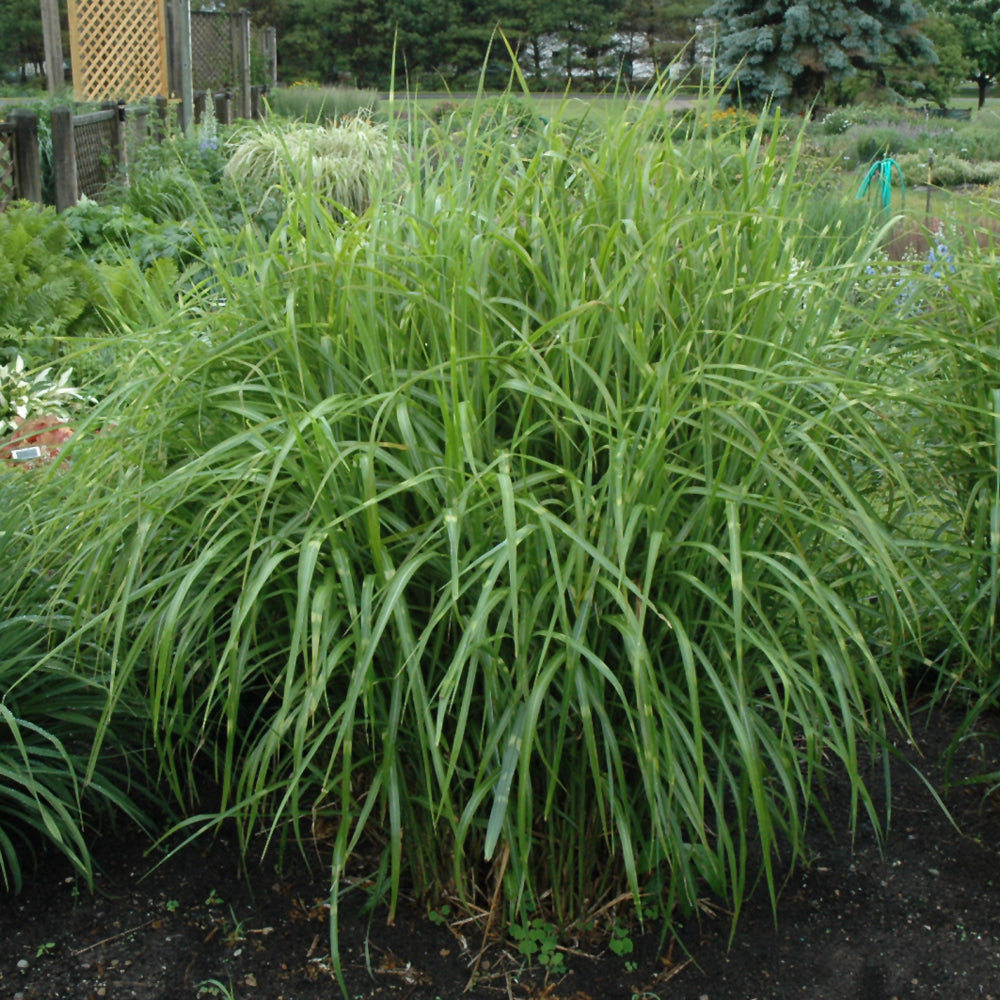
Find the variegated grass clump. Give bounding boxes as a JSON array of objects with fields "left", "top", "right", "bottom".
[
  {"left": 223, "top": 115, "right": 399, "bottom": 217},
  {"left": 2, "top": 83, "right": 989, "bottom": 973}
]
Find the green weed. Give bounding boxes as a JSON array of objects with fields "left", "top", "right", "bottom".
[{"left": 510, "top": 918, "right": 565, "bottom": 973}]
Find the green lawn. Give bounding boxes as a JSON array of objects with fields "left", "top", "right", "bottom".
[{"left": 381, "top": 89, "right": 684, "bottom": 125}]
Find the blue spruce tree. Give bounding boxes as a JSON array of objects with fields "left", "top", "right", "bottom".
[{"left": 703, "top": 0, "right": 936, "bottom": 106}]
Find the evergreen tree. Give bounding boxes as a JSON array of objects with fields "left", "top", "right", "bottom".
[
  {"left": 618, "top": 0, "right": 712, "bottom": 82},
  {"left": 518, "top": 0, "right": 577, "bottom": 83},
  {"left": 445, "top": 0, "right": 529, "bottom": 84},
  {"left": 703, "top": 0, "right": 936, "bottom": 107},
  {"left": 0, "top": 0, "right": 53, "bottom": 79},
  {"left": 547, "top": 0, "right": 623, "bottom": 87},
  {"left": 389, "top": 0, "right": 462, "bottom": 83}
]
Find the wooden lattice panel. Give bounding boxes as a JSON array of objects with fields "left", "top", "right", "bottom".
[
  {"left": 190, "top": 12, "right": 232, "bottom": 93},
  {"left": 75, "top": 115, "right": 117, "bottom": 198},
  {"left": 68, "top": 0, "right": 168, "bottom": 101},
  {"left": 0, "top": 126, "right": 15, "bottom": 210}
]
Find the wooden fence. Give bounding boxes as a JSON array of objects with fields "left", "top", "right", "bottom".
[
  {"left": 0, "top": 86, "right": 268, "bottom": 213},
  {"left": 52, "top": 103, "right": 136, "bottom": 210},
  {"left": 167, "top": 7, "right": 277, "bottom": 124}
]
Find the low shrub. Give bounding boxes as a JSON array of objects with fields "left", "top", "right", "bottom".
[
  {"left": 939, "top": 124, "right": 1000, "bottom": 163},
  {"left": 811, "top": 111, "right": 1000, "bottom": 170},
  {"left": 895, "top": 152, "right": 1000, "bottom": 188},
  {"left": 62, "top": 201, "right": 209, "bottom": 270},
  {"left": 819, "top": 107, "right": 854, "bottom": 135},
  {"left": 106, "top": 127, "right": 251, "bottom": 229},
  {"left": 824, "top": 104, "right": 913, "bottom": 128},
  {"left": 848, "top": 123, "right": 928, "bottom": 163}
]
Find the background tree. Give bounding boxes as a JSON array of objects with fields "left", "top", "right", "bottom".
[
  {"left": 233, "top": 0, "right": 453, "bottom": 88},
  {"left": 330, "top": 0, "right": 393, "bottom": 87},
  {"left": 930, "top": 0, "right": 1000, "bottom": 107},
  {"left": 0, "top": 0, "right": 56, "bottom": 81},
  {"left": 824, "top": 11, "right": 967, "bottom": 106},
  {"left": 544, "top": 0, "right": 623, "bottom": 87},
  {"left": 889, "top": 12, "right": 968, "bottom": 106},
  {"left": 512, "top": 0, "right": 566, "bottom": 82},
  {"left": 387, "top": 0, "right": 461, "bottom": 85},
  {"left": 442, "top": 0, "right": 528, "bottom": 84},
  {"left": 703, "top": 0, "right": 937, "bottom": 108},
  {"left": 618, "top": 0, "right": 711, "bottom": 82},
  {"left": 270, "top": 0, "right": 329, "bottom": 83}
]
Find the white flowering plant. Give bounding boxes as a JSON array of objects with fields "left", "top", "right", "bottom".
[
  {"left": 0, "top": 354, "right": 84, "bottom": 437},
  {"left": 197, "top": 98, "right": 218, "bottom": 152}
]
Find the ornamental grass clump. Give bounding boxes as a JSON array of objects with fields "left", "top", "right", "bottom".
[
  {"left": 0, "top": 84, "right": 968, "bottom": 969},
  {"left": 223, "top": 115, "right": 398, "bottom": 218},
  {"left": 866, "top": 220, "right": 1000, "bottom": 710},
  {"left": 0, "top": 636, "right": 155, "bottom": 892},
  {"left": 0, "top": 483, "right": 155, "bottom": 889}
]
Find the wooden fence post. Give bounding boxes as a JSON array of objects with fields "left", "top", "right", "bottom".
[
  {"left": 40, "top": 0, "right": 66, "bottom": 97},
  {"left": 214, "top": 90, "right": 233, "bottom": 126},
  {"left": 50, "top": 106, "right": 77, "bottom": 212},
  {"left": 261, "top": 27, "right": 277, "bottom": 88},
  {"left": 168, "top": 0, "right": 194, "bottom": 134},
  {"left": 231, "top": 9, "right": 252, "bottom": 120},
  {"left": 251, "top": 85, "right": 265, "bottom": 120},
  {"left": 127, "top": 106, "right": 152, "bottom": 162},
  {"left": 154, "top": 96, "right": 169, "bottom": 141},
  {"left": 7, "top": 111, "right": 43, "bottom": 205},
  {"left": 101, "top": 101, "right": 127, "bottom": 177}
]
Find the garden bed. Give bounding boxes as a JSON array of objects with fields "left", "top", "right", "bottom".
[{"left": 2, "top": 706, "right": 998, "bottom": 1000}]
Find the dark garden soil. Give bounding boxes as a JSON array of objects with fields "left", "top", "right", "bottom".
[{"left": 3, "top": 705, "right": 999, "bottom": 1000}]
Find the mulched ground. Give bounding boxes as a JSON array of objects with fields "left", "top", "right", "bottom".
[{"left": 2, "top": 704, "right": 998, "bottom": 1000}]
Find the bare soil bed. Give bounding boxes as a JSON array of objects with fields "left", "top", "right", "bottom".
[{"left": 2, "top": 704, "right": 999, "bottom": 1000}]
